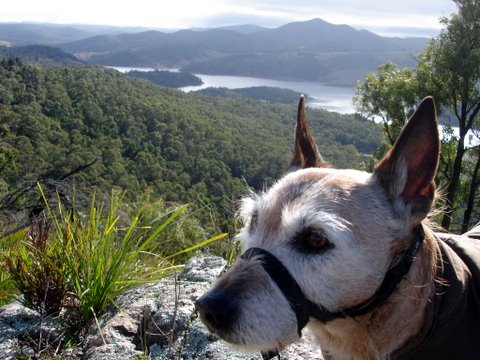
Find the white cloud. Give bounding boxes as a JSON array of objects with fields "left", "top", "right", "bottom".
[{"left": 0, "top": 0, "right": 458, "bottom": 36}]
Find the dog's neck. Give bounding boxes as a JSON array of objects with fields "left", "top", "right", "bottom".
[{"left": 309, "top": 225, "right": 439, "bottom": 360}]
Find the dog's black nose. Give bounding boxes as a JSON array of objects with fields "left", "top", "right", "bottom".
[{"left": 195, "top": 292, "right": 237, "bottom": 331}]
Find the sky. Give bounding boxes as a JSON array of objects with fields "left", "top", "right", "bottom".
[{"left": 1, "top": 0, "right": 458, "bottom": 37}]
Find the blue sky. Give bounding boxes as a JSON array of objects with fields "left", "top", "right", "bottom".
[{"left": 1, "top": 0, "right": 458, "bottom": 37}]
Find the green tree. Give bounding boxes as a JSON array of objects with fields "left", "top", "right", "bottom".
[
  {"left": 462, "top": 146, "right": 480, "bottom": 231},
  {"left": 354, "top": 62, "right": 422, "bottom": 147},
  {"left": 420, "top": 0, "right": 480, "bottom": 230},
  {"left": 355, "top": 0, "right": 480, "bottom": 231}
]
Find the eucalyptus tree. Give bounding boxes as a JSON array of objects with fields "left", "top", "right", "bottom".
[
  {"left": 355, "top": 0, "right": 480, "bottom": 231},
  {"left": 420, "top": 0, "right": 480, "bottom": 230}
]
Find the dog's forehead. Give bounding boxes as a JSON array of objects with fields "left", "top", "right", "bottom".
[
  {"left": 268, "top": 167, "right": 371, "bottom": 202},
  {"left": 240, "top": 168, "right": 374, "bottom": 236}
]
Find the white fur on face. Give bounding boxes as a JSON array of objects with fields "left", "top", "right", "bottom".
[
  {"left": 203, "top": 257, "right": 300, "bottom": 352},
  {"left": 249, "top": 170, "right": 404, "bottom": 306},
  {"left": 208, "top": 167, "right": 409, "bottom": 351}
]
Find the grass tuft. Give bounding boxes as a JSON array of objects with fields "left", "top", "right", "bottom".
[{"left": 5, "top": 185, "right": 227, "bottom": 321}]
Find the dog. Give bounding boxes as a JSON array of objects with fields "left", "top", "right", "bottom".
[{"left": 196, "top": 96, "right": 480, "bottom": 359}]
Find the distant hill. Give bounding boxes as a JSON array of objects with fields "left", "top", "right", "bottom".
[
  {"left": 190, "top": 24, "right": 266, "bottom": 34},
  {"left": 218, "top": 24, "right": 266, "bottom": 34},
  {"left": 0, "top": 23, "right": 150, "bottom": 46},
  {"left": 0, "top": 19, "right": 429, "bottom": 85},
  {"left": 0, "top": 45, "right": 82, "bottom": 65},
  {"left": 0, "top": 23, "right": 91, "bottom": 46},
  {"left": 58, "top": 18, "right": 429, "bottom": 86}
]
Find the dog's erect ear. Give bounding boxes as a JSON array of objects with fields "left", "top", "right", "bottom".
[
  {"left": 290, "top": 96, "right": 327, "bottom": 169},
  {"left": 374, "top": 96, "right": 440, "bottom": 220}
]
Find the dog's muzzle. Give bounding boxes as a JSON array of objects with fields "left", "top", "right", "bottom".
[
  {"left": 241, "top": 225, "right": 425, "bottom": 334},
  {"left": 240, "top": 247, "right": 320, "bottom": 335},
  {"left": 197, "top": 225, "right": 424, "bottom": 360}
]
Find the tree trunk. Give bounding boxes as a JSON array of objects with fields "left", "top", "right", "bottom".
[
  {"left": 441, "top": 139, "right": 466, "bottom": 231},
  {"left": 462, "top": 148, "right": 480, "bottom": 233}
]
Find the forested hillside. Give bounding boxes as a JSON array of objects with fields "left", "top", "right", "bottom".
[
  {"left": 0, "top": 45, "right": 82, "bottom": 65},
  {"left": 0, "top": 60, "right": 382, "bottom": 230},
  {"left": 196, "top": 86, "right": 304, "bottom": 104},
  {"left": 126, "top": 69, "right": 203, "bottom": 88}
]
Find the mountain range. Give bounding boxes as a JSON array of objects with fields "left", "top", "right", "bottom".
[
  {"left": 0, "top": 23, "right": 149, "bottom": 46},
  {"left": 0, "top": 19, "right": 429, "bottom": 86}
]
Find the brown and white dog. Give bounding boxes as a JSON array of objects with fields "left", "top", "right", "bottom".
[{"left": 196, "top": 96, "right": 480, "bottom": 359}]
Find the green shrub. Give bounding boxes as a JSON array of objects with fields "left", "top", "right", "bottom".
[
  {"left": 5, "top": 218, "right": 66, "bottom": 315},
  {"left": 0, "top": 229, "right": 22, "bottom": 306},
  {"left": 6, "top": 186, "right": 227, "bottom": 320},
  {"left": 0, "top": 257, "right": 18, "bottom": 307},
  {"left": 61, "top": 193, "right": 189, "bottom": 319},
  {"left": 0, "top": 271, "right": 15, "bottom": 307}
]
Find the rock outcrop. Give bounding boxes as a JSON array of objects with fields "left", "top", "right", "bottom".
[{"left": 0, "top": 256, "right": 323, "bottom": 359}]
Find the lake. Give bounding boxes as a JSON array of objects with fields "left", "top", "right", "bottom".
[
  {"left": 182, "top": 74, "right": 355, "bottom": 113},
  {"left": 111, "top": 67, "right": 355, "bottom": 114}
]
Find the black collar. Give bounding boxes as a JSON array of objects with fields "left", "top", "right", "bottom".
[{"left": 241, "top": 225, "right": 425, "bottom": 359}]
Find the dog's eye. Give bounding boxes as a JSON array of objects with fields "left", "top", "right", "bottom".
[
  {"left": 306, "top": 232, "right": 329, "bottom": 249},
  {"left": 294, "top": 229, "right": 333, "bottom": 253}
]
